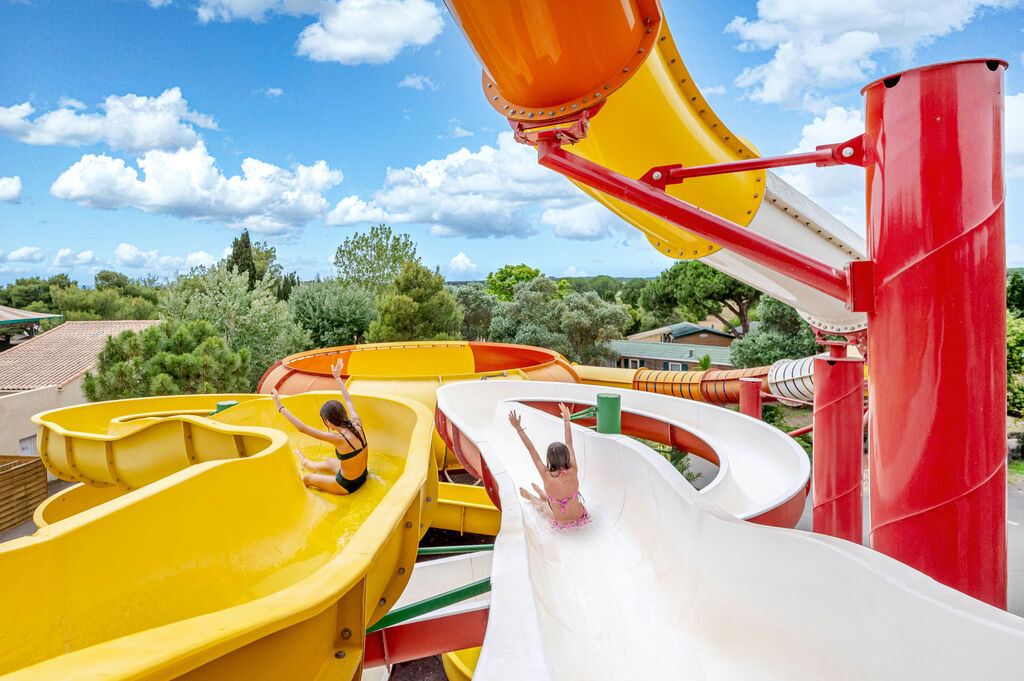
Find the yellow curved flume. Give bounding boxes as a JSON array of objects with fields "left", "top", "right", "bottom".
[{"left": 1, "top": 392, "right": 434, "bottom": 680}]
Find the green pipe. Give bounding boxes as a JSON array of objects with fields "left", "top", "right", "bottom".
[
  {"left": 596, "top": 393, "right": 621, "bottom": 434},
  {"left": 366, "top": 578, "right": 491, "bottom": 633},
  {"left": 417, "top": 544, "right": 494, "bottom": 556}
]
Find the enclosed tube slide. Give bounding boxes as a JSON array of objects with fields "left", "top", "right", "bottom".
[
  {"left": 434, "top": 380, "right": 1024, "bottom": 680},
  {"left": 443, "top": 0, "right": 867, "bottom": 333}
]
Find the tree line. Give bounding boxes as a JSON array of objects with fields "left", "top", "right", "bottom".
[{"left": 0, "top": 224, "right": 827, "bottom": 400}]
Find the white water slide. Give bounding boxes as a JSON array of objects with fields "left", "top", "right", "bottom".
[{"left": 430, "top": 380, "right": 1024, "bottom": 680}]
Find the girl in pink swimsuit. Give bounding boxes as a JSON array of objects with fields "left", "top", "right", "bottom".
[{"left": 509, "top": 403, "right": 589, "bottom": 528}]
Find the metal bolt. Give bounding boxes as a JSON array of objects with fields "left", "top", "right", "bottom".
[
  {"left": 652, "top": 171, "right": 663, "bottom": 181},
  {"left": 335, "top": 651, "right": 346, "bottom": 659},
  {"left": 637, "top": 48, "right": 644, "bottom": 54},
  {"left": 379, "top": 598, "right": 386, "bottom": 605},
  {"left": 341, "top": 629, "right": 352, "bottom": 640},
  {"left": 594, "top": 93, "right": 601, "bottom": 97},
  {"left": 398, "top": 567, "right": 406, "bottom": 575},
  {"left": 503, "top": 105, "right": 508, "bottom": 110},
  {"left": 841, "top": 147, "right": 854, "bottom": 158},
  {"left": 527, "top": 112, "right": 534, "bottom": 118},
  {"left": 492, "top": 96, "right": 498, "bottom": 101},
  {"left": 560, "top": 107, "right": 566, "bottom": 112},
  {"left": 747, "top": 210, "right": 752, "bottom": 214},
  {"left": 405, "top": 521, "right": 413, "bottom": 528},
  {"left": 604, "top": 84, "right": 610, "bottom": 89},
  {"left": 646, "top": 27, "right": 652, "bottom": 33},
  {"left": 582, "top": 98, "right": 588, "bottom": 103},
  {"left": 486, "top": 83, "right": 492, "bottom": 88},
  {"left": 426, "top": 496, "right": 432, "bottom": 502},
  {"left": 571, "top": 104, "right": 578, "bottom": 109},
  {"left": 622, "top": 67, "right": 629, "bottom": 73}
]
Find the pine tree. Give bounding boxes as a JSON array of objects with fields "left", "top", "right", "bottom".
[{"left": 225, "top": 230, "right": 258, "bottom": 290}]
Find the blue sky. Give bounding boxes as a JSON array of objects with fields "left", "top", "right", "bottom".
[{"left": 1, "top": 0, "right": 1022, "bottom": 285}]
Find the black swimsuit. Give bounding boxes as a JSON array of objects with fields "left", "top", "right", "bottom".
[{"left": 334, "top": 427, "right": 367, "bottom": 493}]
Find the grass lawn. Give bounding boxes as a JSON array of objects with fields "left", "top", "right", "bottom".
[{"left": 1010, "top": 459, "right": 1024, "bottom": 485}]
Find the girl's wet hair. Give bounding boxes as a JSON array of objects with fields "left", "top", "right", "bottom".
[
  {"left": 546, "top": 442, "right": 571, "bottom": 472},
  {"left": 321, "top": 400, "right": 364, "bottom": 446}
]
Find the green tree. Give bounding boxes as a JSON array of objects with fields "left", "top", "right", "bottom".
[
  {"left": 729, "top": 297, "right": 820, "bottom": 368},
  {"left": 289, "top": 280, "right": 377, "bottom": 347},
  {"left": 620, "top": 278, "right": 647, "bottom": 307},
  {"left": 558, "top": 291, "right": 632, "bottom": 364},
  {"left": 225, "top": 230, "right": 258, "bottom": 289},
  {"left": 94, "top": 270, "right": 160, "bottom": 304},
  {"left": 367, "top": 261, "right": 463, "bottom": 342},
  {"left": 83, "top": 321, "right": 250, "bottom": 401},
  {"left": 588, "top": 275, "right": 619, "bottom": 302},
  {"left": 485, "top": 264, "right": 542, "bottom": 302},
  {"left": 2, "top": 275, "right": 74, "bottom": 310},
  {"left": 1008, "top": 313, "right": 1024, "bottom": 416},
  {"left": 450, "top": 283, "right": 497, "bottom": 341},
  {"left": 1008, "top": 272, "right": 1024, "bottom": 315},
  {"left": 162, "top": 265, "right": 310, "bottom": 389},
  {"left": 334, "top": 224, "right": 419, "bottom": 293},
  {"left": 489, "top": 278, "right": 630, "bottom": 364},
  {"left": 640, "top": 261, "right": 760, "bottom": 336},
  {"left": 489, "top": 278, "right": 569, "bottom": 357},
  {"left": 697, "top": 354, "right": 712, "bottom": 371},
  {"left": 50, "top": 285, "right": 158, "bottom": 322}
]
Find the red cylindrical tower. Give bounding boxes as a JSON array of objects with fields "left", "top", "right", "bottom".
[
  {"left": 863, "top": 59, "right": 1007, "bottom": 607},
  {"left": 812, "top": 353, "right": 864, "bottom": 543}
]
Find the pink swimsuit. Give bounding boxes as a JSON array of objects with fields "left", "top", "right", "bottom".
[{"left": 547, "top": 490, "right": 589, "bottom": 528}]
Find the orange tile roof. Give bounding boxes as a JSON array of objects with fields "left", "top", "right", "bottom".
[{"left": 0, "top": 320, "right": 159, "bottom": 391}]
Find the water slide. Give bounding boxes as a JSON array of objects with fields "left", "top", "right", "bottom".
[
  {"left": 434, "top": 380, "right": 1024, "bottom": 680},
  {"left": 0, "top": 392, "right": 435, "bottom": 679},
  {"left": 445, "top": 0, "right": 867, "bottom": 333}
]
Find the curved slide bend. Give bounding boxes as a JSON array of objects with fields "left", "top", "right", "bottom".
[
  {"left": 435, "top": 380, "right": 1024, "bottom": 680},
  {"left": 0, "top": 392, "right": 434, "bottom": 680}
]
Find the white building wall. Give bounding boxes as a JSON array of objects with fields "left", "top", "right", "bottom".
[{"left": 0, "top": 377, "right": 87, "bottom": 478}]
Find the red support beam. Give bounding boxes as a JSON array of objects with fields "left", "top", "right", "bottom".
[
  {"left": 738, "top": 377, "right": 762, "bottom": 420},
  {"left": 363, "top": 608, "right": 489, "bottom": 668},
  {"left": 536, "top": 142, "right": 850, "bottom": 303}
]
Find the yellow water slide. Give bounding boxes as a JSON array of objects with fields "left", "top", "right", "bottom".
[
  {"left": 1, "top": 392, "right": 434, "bottom": 679},
  {"left": 445, "top": 0, "right": 867, "bottom": 333}
]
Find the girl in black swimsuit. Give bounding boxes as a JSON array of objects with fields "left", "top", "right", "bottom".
[{"left": 271, "top": 359, "right": 368, "bottom": 495}]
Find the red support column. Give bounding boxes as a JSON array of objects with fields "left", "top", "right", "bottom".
[
  {"left": 863, "top": 59, "right": 1007, "bottom": 607},
  {"left": 812, "top": 347, "right": 864, "bottom": 543},
  {"left": 738, "top": 378, "right": 762, "bottom": 420}
]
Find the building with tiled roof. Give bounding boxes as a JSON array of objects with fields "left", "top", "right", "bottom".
[
  {"left": 0, "top": 320, "right": 159, "bottom": 459},
  {"left": 627, "top": 321, "right": 737, "bottom": 347},
  {"left": 609, "top": 339, "right": 733, "bottom": 371}
]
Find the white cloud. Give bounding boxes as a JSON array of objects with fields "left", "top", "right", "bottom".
[
  {"left": 0, "top": 88, "right": 216, "bottom": 154},
  {"left": 51, "top": 142, "right": 343, "bottom": 234},
  {"left": 327, "top": 132, "right": 591, "bottom": 238},
  {"left": 57, "top": 97, "right": 86, "bottom": 110},
  {"left": 52, "top": 248, "right": 98, "bottom": 268},
  {"left": 0, "top": 176, "right": 22, "bottom": 202},
  {"left": 726, "top": 1, "right": 1018, "bottom": 109},
  {"left": 148, "top": 0, "right": 174, "bottom": 6},
  {"left": 398, "top": 74, "right": 437, "bottom": 91},
  {"left": 447, "top": 252, "right": 477, "bottom": 276},
  {"left": 195, "top": 0, "right": 328, "bottom": 22},
  {"left": 263, "top": 87, "right": 284, "bottom": 97},
  {"left": 1007, "top": 92, "right": 1024, "bottom": 179},
  {"left": 562, "top": 265, "right": 588, "bottom": 277},
  {"left": 325, "top": 194, "right": 398, "bottom": 225},
  {"left": 438, "top": 119, "right": 473, "bottom": 139},
  {"left": 115, "top": 242, "right": 217, "bottom": 273},
  {"left": 775, "top": 106, "right": 867, "bottom": 233},
  {"left": 540, "top": 203, "right": 623, "bottom": 241},
  {"left": 297, "top": 0, "right": 444, "bottom": 65},
  {"left": 700, "top": 84, "right": 727, "bottom": 95},
  {"left": 7, "top": 246, "right": 44, "bottom": 262}
]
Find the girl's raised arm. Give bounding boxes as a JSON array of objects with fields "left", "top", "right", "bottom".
[
  {"left": 332, "top": 359, "right": 361, "bottom": 426},
  {"left": 272, "top": 388, "right": 336, "bottom": 440},
  {"left": 558, "top": 403, "right": 578, "bottom": 469},
  {"left": 509, "top": 410, "right": 546, "bottom": 476}
]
